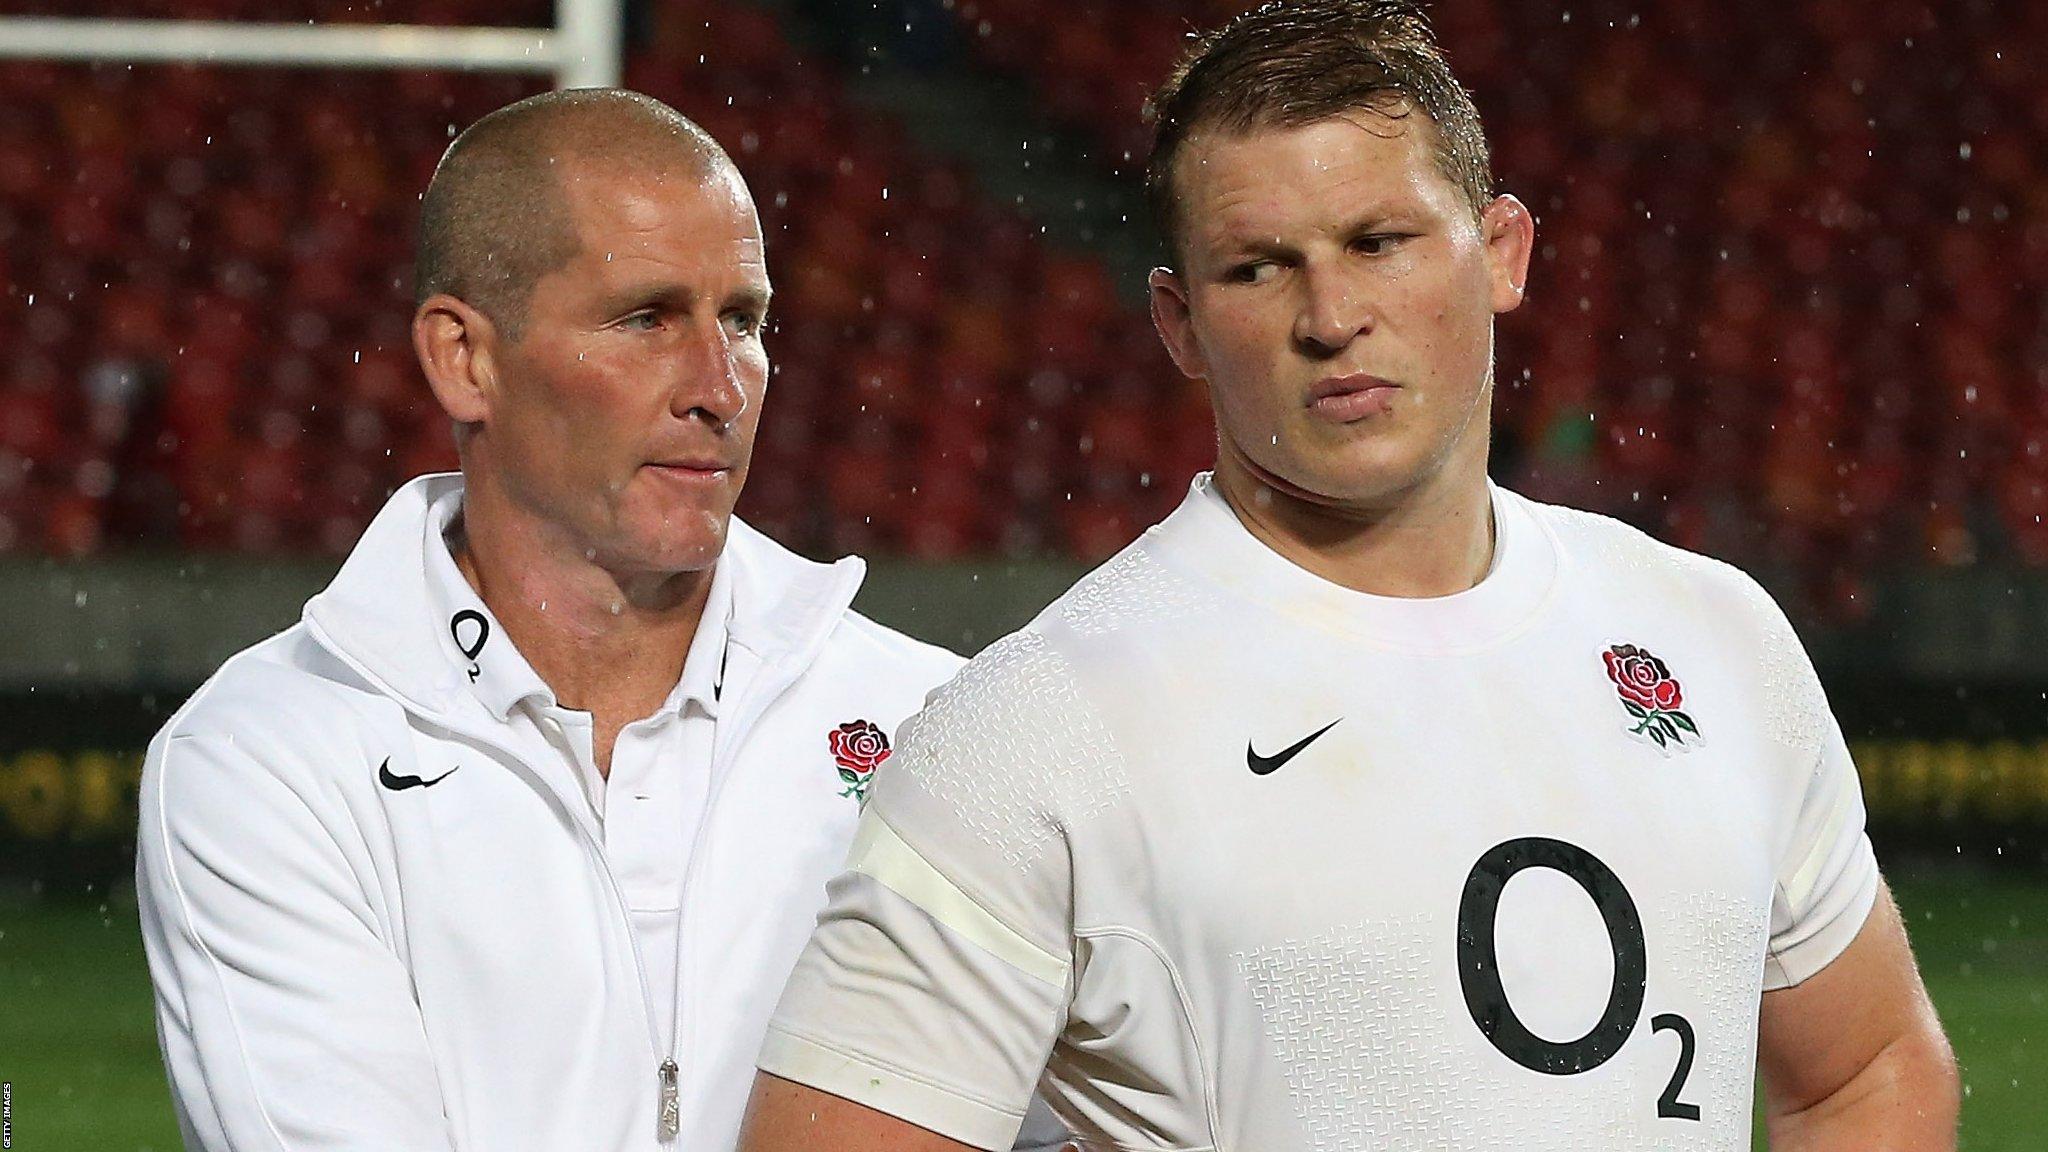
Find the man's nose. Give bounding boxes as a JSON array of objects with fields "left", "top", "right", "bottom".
[
  {"left": 1292, "top": 264, "right": 1376, "bottom": 356},
  {"left": 672, "top": 319, "right": 749, "bottom": 428}
]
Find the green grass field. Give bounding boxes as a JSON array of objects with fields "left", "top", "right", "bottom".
[{"left": 2, "top": 864, "right": 2043, "bottom": 1151}]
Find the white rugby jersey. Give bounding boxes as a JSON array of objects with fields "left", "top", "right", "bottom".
[{"left": 761, "top": 474, "right": 1878, "bottom": 1151}]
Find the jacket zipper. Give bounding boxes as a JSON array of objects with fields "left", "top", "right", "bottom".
[
  {"left": 549, "top": 735, "right": 677, "bottom": 1142},
  {"left": 393, "top": 713, "right": 675, "bottom": 1136},
  {"left": 663, "top": 644, "right": 810, "bottom": 1138},
  {"left": 474, "top": 746, "right": 681, "bottom": 1140},
  {"left": 658, "top": 1057, "right": 681, "bottom": 1140},
  {"left": 578, "top": 812, "right": 671, "bottom": 1118}
]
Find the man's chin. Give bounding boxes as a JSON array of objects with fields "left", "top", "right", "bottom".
[
  {"left": 608, "top": 507, "right": 728, "bottom": 574},
  {"left": 1230, "top": 440, "right": 1428, "bottom": 513}
]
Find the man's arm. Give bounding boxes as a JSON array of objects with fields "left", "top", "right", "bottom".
[
  {"left": 741, "top": 1073, "right": 981, "bottom": 1152},
  {"left": 1757, "top": 880, "right": 1960, "bottom": 1152},
  {"left": 138, "top": 729, "right": 454, "bottom": 1151},
  {"left": 741, "top": 631, "right": 1099, "bottom": 1151}
]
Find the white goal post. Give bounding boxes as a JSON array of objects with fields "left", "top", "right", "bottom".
[{"left": 0, "top": 0, "right": 623, "bottom": 87}]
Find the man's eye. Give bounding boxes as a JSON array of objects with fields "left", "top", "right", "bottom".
[
  {"left": 726, "top": 312, "right": 763, "bottom": 338},
  {"left": 1353, "top": 234, "right": 1407, "bottom": 256},
  {"left": 1228, "top": 261, "right": 1277, "bottom": 285},
  {"left": 620, "top": 310, "right": 661, "bottom": 331}
]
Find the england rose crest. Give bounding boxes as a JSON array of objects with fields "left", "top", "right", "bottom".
[
  {"left": 1603, "top": 643, "right": 1699, "bottom": 748},
  {"left": 828, "top": 719, "right": 891, "bottom": 802}
]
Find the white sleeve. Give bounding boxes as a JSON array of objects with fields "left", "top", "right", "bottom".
[
  {"left": 762, "top": 630, "right": 1116, "bottom": 1150},
  {"left": 137, "top": 729, "right": 455, "bottom": 1151},
  {"left": 1760, "top": 677, "right": 1880, "bottom": 989}
]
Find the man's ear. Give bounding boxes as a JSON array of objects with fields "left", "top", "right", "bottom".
[
  {"left": 1479, "top": 194, "right": 1535, "bottom": 316},
  {"left": 1148, "top": 266, "right": 1209, "bottom": 382},
  {"left": 413, "top": 293, "right": 500, "bottom": 426}
]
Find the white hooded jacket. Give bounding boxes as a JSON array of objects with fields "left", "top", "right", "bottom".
[{"left": 135, "top": 474, "right": 973, "bottom": 1151}]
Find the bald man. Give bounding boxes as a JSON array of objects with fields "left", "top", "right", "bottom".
[{"left": 136, "top": 89, "right": 1061, "bottom": 1152}]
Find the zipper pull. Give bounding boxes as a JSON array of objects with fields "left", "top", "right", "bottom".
[{"left": 658, "top": 1058, "right": 681, "bottom": 1141}]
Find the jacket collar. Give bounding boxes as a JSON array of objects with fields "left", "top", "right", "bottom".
[{"left": 302, "top": 473, "right": 866, "bottom": 728}]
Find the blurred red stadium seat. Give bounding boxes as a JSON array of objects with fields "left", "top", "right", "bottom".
[{"left": 0, "top": 0, "right": 2035, "bottom": 608}]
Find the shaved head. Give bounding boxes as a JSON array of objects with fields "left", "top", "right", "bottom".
[{"left": 415, "top": 88, "right": 734, "bottom": 341}]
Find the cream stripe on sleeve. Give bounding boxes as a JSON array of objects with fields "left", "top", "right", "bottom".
[
  {"left": 1783, "top": 780, "right": 1856, "bottom": 910},
  {"left": 846, "top": 814, "right": 1068, "bottom": 987}
]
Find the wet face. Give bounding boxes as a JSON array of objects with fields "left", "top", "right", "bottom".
[
  {"left": 1149, "top": 110, "right": 1531, "bottom": 511},
  {"left": 474, "top": 160, "right": 770, "bottom": 575}
]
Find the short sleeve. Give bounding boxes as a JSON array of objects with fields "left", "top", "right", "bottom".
[
  {"left": 761, "top": 629, "right": 1126, "bottom": 1150},
  {"left": 1760, "top": 684, "right": 1880, "bottom": 990}
]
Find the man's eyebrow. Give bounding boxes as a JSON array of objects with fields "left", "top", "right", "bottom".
[
  {"left": 1209, "top": 206, "right": 1416, "bottom": 260},
  {"left": 727, "top": 284, "right": 773, "bottom": 313},
  {"left": 597, "top": 279, "right": 772, "bottom": 313},
  {"left": 599, "top": 280, "right": 687, "bottom": 311},
  {"left": 1213, "top": 232, "right": 1298, "bottom": 262},
  {"left": 1340, "top": 207, "right": 1415, "bottom": 232}
]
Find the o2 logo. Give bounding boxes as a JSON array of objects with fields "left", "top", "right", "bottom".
[
  {"left": 1456, "top": 837, "right": 1701, "bottom": 1122},
  {"left": 450, "top": 610, "right": 490, "bottom": 683}
]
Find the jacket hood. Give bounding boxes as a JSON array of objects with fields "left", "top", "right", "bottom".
[{"left": 302, "top": 473, "right": 866, "bottom": 724}]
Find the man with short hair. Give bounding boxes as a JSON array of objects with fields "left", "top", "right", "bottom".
[
  {"left": 136, "top": 88, "right": 1061, "bottom": 1152},
  {"left": 737, "top": 4, "right": 1959, "bottom": 1149}
]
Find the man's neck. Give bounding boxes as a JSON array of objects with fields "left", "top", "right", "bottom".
[
  {"left": 1211, "top": 445, "right": 1495, "bottom": 600},
  {"left": 451, "top": 481, "right": 714, "bottom": 774}
]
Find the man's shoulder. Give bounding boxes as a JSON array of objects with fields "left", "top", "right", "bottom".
[
  {"left": 1525, "top": 494, "right": 1778, "bottom": 616},
  {"left": 723, "top": 516, "right": 962, "bottom": 696},
  {"left": 1036, "top": 538, "right": 1225, "bottom": 646},
  {"left": 148, "top": 623, "right": 400, "bottom": 786},
  {"left": 826, "top": 610, "right": 966, "bottom": 689},
  {"left": 900, "top": 538, "right": 1228, "bottom": 726},
  {"left": 881, "top": 623, "right": 1129, "bottom": 828}
]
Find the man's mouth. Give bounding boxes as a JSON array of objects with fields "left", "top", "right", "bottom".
[
  {"left": 1307, "top": 373, "right": 1400, "bottom": 422},
  {"left": 646, "top": 458, "right": 732, "bottom": 482}
]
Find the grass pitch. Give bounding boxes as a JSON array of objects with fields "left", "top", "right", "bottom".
[{"left": 2, "top": 864, "right": 2042, "bottom": 1150}]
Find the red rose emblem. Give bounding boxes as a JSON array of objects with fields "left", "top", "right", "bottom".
[
  {"left": 1604, "top": 644, "right": 1682, "bottom": 711},
  {"left": 1602, "top": 644, "right": 1699, "bottom": 748},
  {"left": 829, "top": 720, "right": 891, "bottom": 798}
]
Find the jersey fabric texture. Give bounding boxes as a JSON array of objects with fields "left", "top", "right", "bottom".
[
  {"left": 137, "top": 472, "right": 975, "bottom": 1152},
  {"left": 759, "top": 474, "right": 1878, "bottom": 1152}
]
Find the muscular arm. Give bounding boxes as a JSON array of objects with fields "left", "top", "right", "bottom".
[
  {"left": 739, "top": 1074, "right": 983, "bottom": 1152},
  {"left": 1756, "top": 880, "right": 1959, "bottom": 1151}
]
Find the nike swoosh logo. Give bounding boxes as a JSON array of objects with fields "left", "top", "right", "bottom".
[
  {"left": 378, "top": 758, "right": 459, "bottom": 791},
  {"left": 1247, "top": 719, "right": 1342, "bottom": 776}
]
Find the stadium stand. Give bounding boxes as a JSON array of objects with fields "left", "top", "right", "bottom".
[
  {"left": 949, "top": 0, "right": 2048, "bottom": 612},
  {"left": 0, "top": 0, "right": 1208, "bottom": 565},
  {"left": 4, "top": 0, "right": 2045, "bottom": 615}
]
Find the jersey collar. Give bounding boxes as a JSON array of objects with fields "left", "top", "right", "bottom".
[{"left": 1144, "top": 472, "right": 1561, "bottom": 652}]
